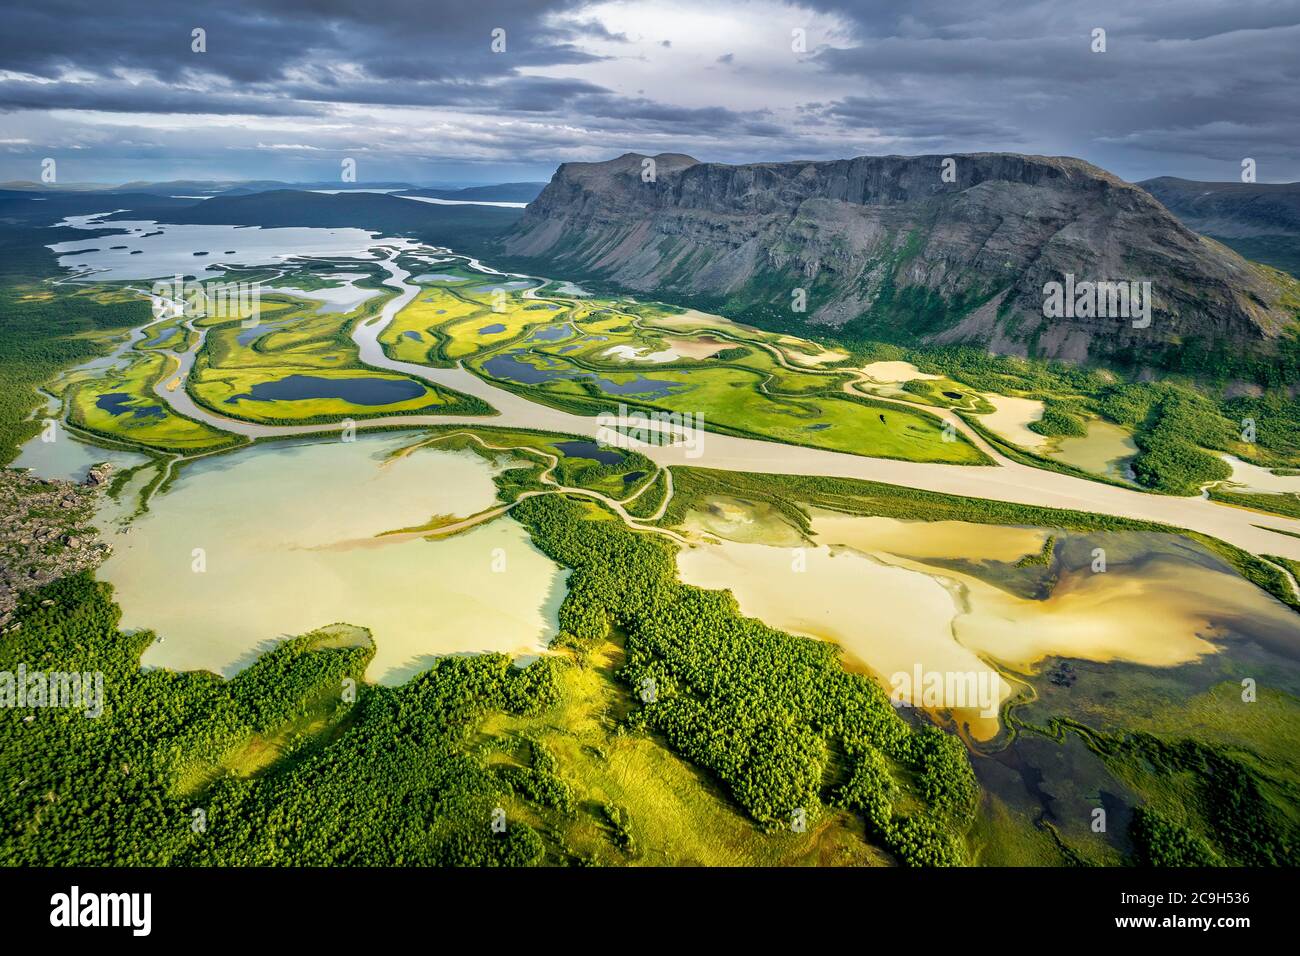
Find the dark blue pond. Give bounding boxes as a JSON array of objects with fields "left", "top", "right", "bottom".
[
  {"left": 622, "top": 470, "right": 647, "bottom": 485},
  {"left": 527, "top": 324, "right": 571, "bottom": 342},
  {"left": 482, "top": 351, "right": 563, "bottom": 384},
  {"left": 226, "top": 374, "right": 425, "bottom": 406},
  {"left": 598, "top": 376, "right": 680, "bottom": 397},
  {"left": 554, "top": 440, "right": 625, "bottom": 466},
  {"left": 482, "top": 350, "right": 681, "bottom": 399},
  {"left": 96, "top": 392, "right": 164, "bottom": 420},
  {"left": 478, "top": 323, "right": 506, "bottom": 334},
  {"left": 403, "top": 330, "right": 423, "bottom": 340}
]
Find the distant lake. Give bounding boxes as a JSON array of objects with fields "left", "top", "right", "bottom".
[{"left": 48, "top": 214, "right": 398, "bottom": 281}]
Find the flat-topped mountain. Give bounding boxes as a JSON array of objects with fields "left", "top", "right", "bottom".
[{"left": 502, "top": 152, "right": 1298, "bottom": 371}]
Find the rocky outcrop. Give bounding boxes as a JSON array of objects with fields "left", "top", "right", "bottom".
[
  {"left": 502, "top": 152, "right": 1298, "bottom": 365},
  {"left": 1, "top": 465, "right": 112, "bottom": 629}
]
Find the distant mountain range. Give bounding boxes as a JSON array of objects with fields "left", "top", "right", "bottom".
[
  {"left": 0, "top": 181, "right": 538, "bottom": 248},
  {"left": 1138, "top": 177, "right": 1300, "bottom": 277},
  {"left": 0, "top": 179, "right": 546, "bottom": 203},
  {"left": 499, "top": 152, "right": 1299, "bottom": 374}
]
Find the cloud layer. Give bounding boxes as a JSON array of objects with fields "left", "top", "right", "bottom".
[{"left": 1, "top": 0, "right": 1296, "bottom": 184}]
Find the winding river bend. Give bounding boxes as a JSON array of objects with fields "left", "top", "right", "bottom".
[{"left": 128, "top": 245, "right": 1300, "bottom": 563}]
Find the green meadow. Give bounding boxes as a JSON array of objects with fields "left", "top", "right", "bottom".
[
  {"left": 384, "top": 272, "right": 987, "bottom": 464},
  {"left": 66, "top": 351, "right": 241, "bottom": 454},
  {"left": 188, "top": 289, "right": 489, "bottom": 425}
]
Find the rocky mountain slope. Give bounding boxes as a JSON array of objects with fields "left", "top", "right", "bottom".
[{"left": 501, "top": 153, "right": 1298, "bottom": 370}]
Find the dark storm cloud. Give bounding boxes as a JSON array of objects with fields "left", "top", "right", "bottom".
[
  {"left": 573, "top": 94, "right": 768, "bottom": 131},
  {"left": 277, "top": 73, "right": 610, "bottom": 112},
  {"left": 0, "top": 0, "right": 605, "bottom": 89},
  {"left": 805, "top": 0, "right": 1300, "bottom": 178},
  {"left": 0, "top": 79, "right": 325, "bottom": 117},
  {"left": 818, "top": 96, "right": 1024, "bottom": 144}
]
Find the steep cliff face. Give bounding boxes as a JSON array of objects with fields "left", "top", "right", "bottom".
[{"left": 503, "top": 152, "right": 1297, "bottom": 365}]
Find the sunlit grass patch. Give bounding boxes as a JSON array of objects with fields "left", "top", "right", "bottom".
[{"left": 67, "top": 351, "right": 239, "bottom": 453}]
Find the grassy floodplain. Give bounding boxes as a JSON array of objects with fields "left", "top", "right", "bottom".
[
  {"left": 894, "top": 347, "right": 1300, "bottom": 498},
  {"left": 66, "top": 350, "right": 242, "bottom": 454},
  {"left": 187, "top": 278, "right": 490, "bottom": 425},
  {"left": 34, "top": 263, "right": 495, "bottom": 456},
  {"left": 0, "top": 230, "right": 164, "bottom": 462},
  {"left": 384, "top": 267, "right": 987, "bottom": 465}
]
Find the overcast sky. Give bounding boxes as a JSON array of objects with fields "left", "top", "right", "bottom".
[{"left": 1, "top": 0, "right": 1297, "bottom": 185}]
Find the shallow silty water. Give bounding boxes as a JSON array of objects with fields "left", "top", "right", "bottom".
[
  {"left": 11, "top": 422, "right": 149, "bottom": 482},
  {"left": 676, "top": 507, "right": 1300, "bottom": 741},
  {"left": 97, "top": 431, "right": 568, "bottom": 684}
]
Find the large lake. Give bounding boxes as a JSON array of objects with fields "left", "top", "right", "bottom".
[{"left": 48, "top": 214, "right": 398, "bottom": 281}]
